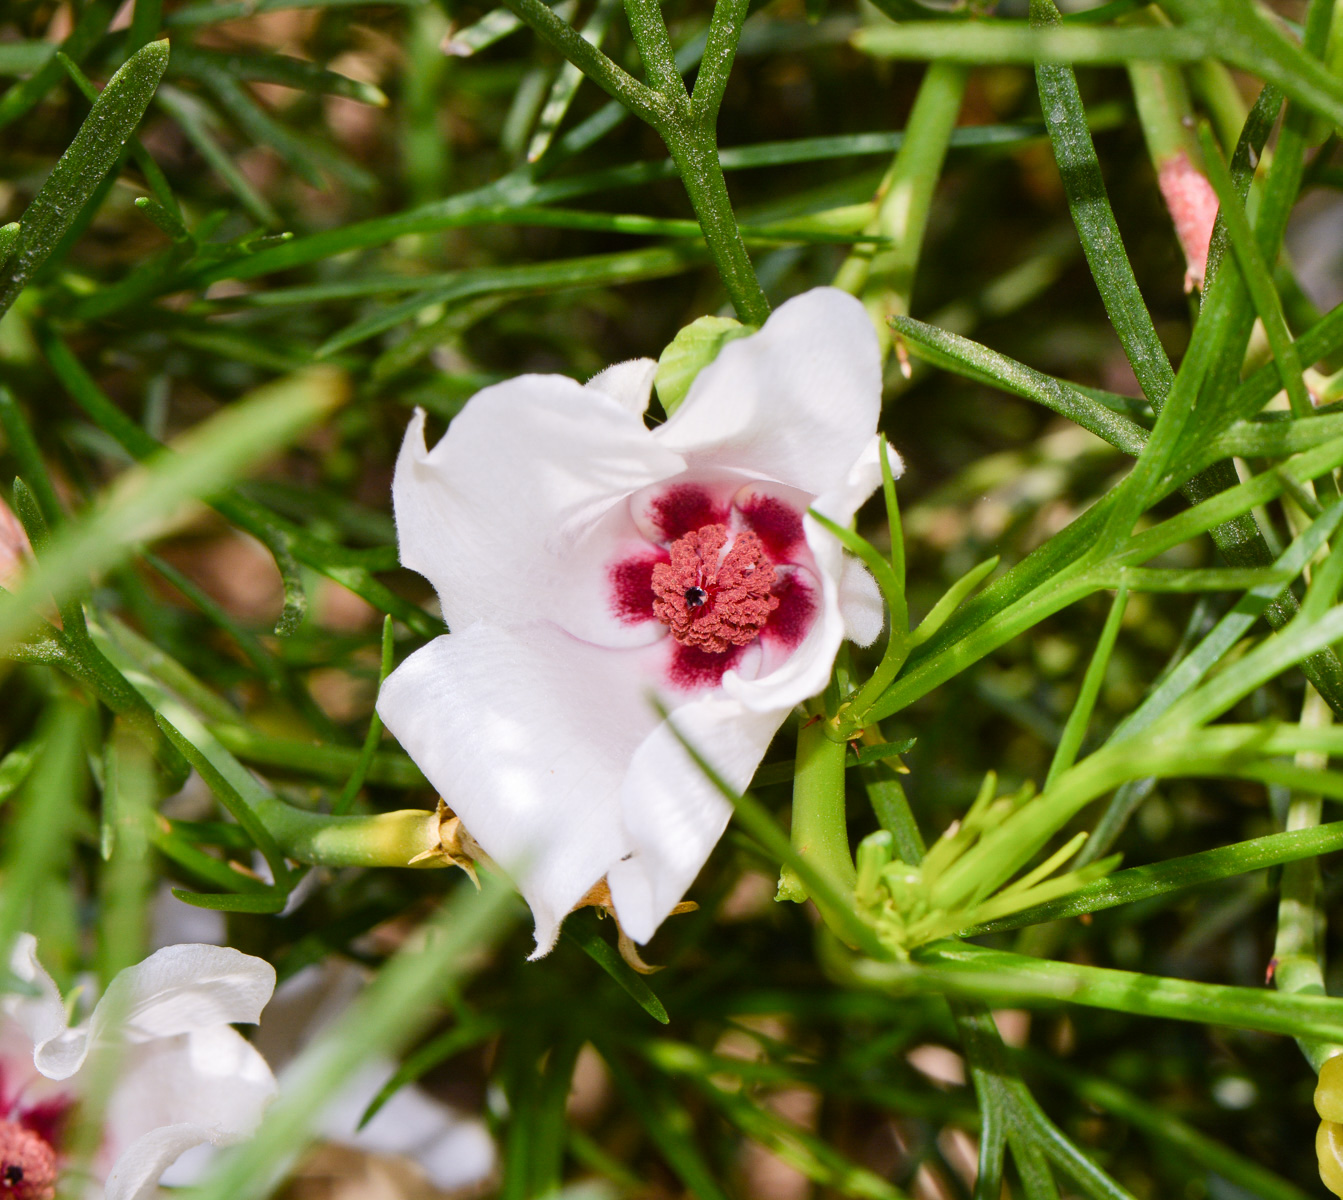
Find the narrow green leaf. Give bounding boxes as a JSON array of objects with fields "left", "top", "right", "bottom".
[
  {"left": 0, "top": 366, "right": 346, "bottom": 650},
  {"left": 155, "top": 85, "right": 280, "bottom": 227},
  {"left": 1032, "top": 0, "right": 1174, "bottom": 409},
  {"left": 170, "top": 888, "right": 288, "bottom": 913},
  {"left": 154, "top": 712, "right": 294, "bottom": 891},
  {"left": 316, "top": 245, "right": 707, "bottom": 356},
  {"left": 563, "top": 917, "right": 670, "bottom": 1024},
  {"left": 1046, "top": 587, "right": 1128, "bottom": 789},
  {"left": 890, "top": 315, "right": 1148, "bottom": 456},
  {"left": 149, "top": 825, "right": 274, "bottom": 892},
  {"left": 333, "top": 615, "right": 396, "bottom": 815},
  {"left": 854, "top": 738, "right": 917, "bottom": 766},
  {"left": 0, "top": 44, "right": 54, "bottom": 75},
  {"left": 170, "top": 46, "right": 387, "bottom": 106},
  {"left": 855, "top": 22, "right": 1213, "bottom": 64},
  {"left": 0, "top": 38, "right": 170, "bottom": 320},
  {"left": 911, "top": 556, "right": 1000, "bottom": 646},
  {"left": 970, "top": 820, "right": 1343, "bottom": 935},
  {"left": 1197, "top": 122, "right": 1312, "bottom": 417}
]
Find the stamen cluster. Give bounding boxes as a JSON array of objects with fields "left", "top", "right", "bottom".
[{"left": 650, "top": 524, "right": 779, "bottom": 653}]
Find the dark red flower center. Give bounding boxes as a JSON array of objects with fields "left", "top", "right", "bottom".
[
  {"left": 650, "top": 524, "right": 779, "bottom": 654},
  {"left": 0, "top": 1121, "right": 56, "bottom": 1200}
]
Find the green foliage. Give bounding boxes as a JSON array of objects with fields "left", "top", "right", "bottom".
[{"left": 2, "top": 0, "right": 1343, "bottom": 1196}]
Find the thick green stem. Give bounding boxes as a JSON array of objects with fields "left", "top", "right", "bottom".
[
  {"left": 834, "top": 60, "right": 967, "bottom": 334},
  {"left": 783, "top": 717, "right": 856, "bottom": 903}
]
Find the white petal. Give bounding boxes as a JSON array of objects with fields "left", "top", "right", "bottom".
[
  {"left": 81, "top": 945, "right": 275, "bottom": 1056},
  {"left": 315, "top": 1059, "right": 496, "bottom": 1192},
  {"left": 655, "top": 289, "right": 882, "bottom": 496},
  {"left": 102, "top": 1028, "right": 277, "bottom": 1200},
  {"left": 607, "top": 697, "right": 785, "bottom": 943},
  {"left": 392, "top": 383, "right": 684, "bottom": 645},
  {"left": 586, "top": 358, "right": 658, "bottom": 416},
  {"left": 3, "top": 935, "right": 77, "bottom": 1077},
  {"left": 377, "top": 621, "right": 666, "bottom": 955},
  {"left": 104, "top": 1124, "right": 223, "bottom": 1200},
  {"left": 839, "top": 557, "right": 884, "bottom": 647}
]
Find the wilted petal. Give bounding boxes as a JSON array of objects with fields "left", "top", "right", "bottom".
[
  {"left": 103, "top": 1027, "right": 275, "bottom": 1200},
  {"left": 656, "top": 289, "right": 882, "bottom": 496},
  {"left": 608, "top": 697, "right": 783, "bottom": 943},
  {"left": 392, "top": 387, "right": 684, "bottom": 645},
  {"left": 586, "top": 358, "right": 658, "bottom": 416},
  {"left": 377, "top": 620, "right": 666, "bottom": 954}
]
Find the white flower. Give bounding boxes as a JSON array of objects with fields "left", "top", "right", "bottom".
[
  {"left": 377, "top": 287, "right": 899, "bottom": 954},
  {"left": 251, "top": 958, "right": 496, "bottom": 1194},
  {"left": 0, "top": 934, "right": 276, "bottom": 1200}
]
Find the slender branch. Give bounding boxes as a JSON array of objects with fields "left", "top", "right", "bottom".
[
  {"left": 621, "top": 0, "right": 687, "bottom": 106},
  {"left": 1274, "top": 686, "right": 1343, "bottom": 1071},
  {"left": 496, "top": 0, "right": 666, "bottom": 124},
  {"left": 690, "top": 0, "right": 750, "bottom": 123}
]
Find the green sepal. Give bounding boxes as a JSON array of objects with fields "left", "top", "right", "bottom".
[{"left": 654, "top": 315, "right": 755, "bottom": 416}]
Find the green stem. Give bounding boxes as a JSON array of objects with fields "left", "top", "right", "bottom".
[
  {"left": 690, "top": 0, "right": 750, "bottom": 121},
  {"left": 847, "top": 940, "right": 1343, "bottom": 1043},
  {"left": 498, "top": 0, "right": 766, "bottom": 321},
  {"left": 834, "top": 60, "right": 967, "bottom": 324},
  {"left": 1275, "top": 684, "right": 1341, "bottom": 1071},
  {"left": 663, "top": 127, "right": 770, "bottom": 324},
  {"left": 1045, "top": 585, "right": 1127, "bottom": 789},
  {"left": 621, "top": 0, "right": 686, "bottom": 100},
  {"left": 784, "top": 716, "right": 857, "bottom": 902},
  {"left": 497, "top": 0, "right": 662, "bottom": 123}
]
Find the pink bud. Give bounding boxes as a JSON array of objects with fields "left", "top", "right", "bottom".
[
  {"left": 1158, "top": 151, "right": 1221, "bottom": 292},
  {"left": 0, "top": 497, "right": 32, "bottom": 592}
]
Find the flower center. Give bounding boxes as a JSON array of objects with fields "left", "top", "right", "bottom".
[
  {"left": 651, "top": 524, "right": 779, "bottom": 654},
  {"left": 0, "top": 1121, "right": 56, "bottom": 1200}
]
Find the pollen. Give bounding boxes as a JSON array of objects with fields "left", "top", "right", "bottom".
[
  {"left": 651, "top": 524, "right": 779, "bottom": 653},
  {"left": 0, "top": 1121, "right": 57, "bottom": 1200}
]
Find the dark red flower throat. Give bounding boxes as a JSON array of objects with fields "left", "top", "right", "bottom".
[{"left": 610, "top": 483, "right": 817, "bottom": 690}]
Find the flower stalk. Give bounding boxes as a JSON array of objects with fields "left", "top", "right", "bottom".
[
  {"left": 1274, "top": 685, "right": 1342, "bottom": 1071},
  {"left": 780, "top": 712, "right": 856, "bottom": 906},
  {"left": 495, "top": 0, "right": 770, "bottom": 323},
  {"left": 833, "top": 59, "right": 967, "bottom": 331}
]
